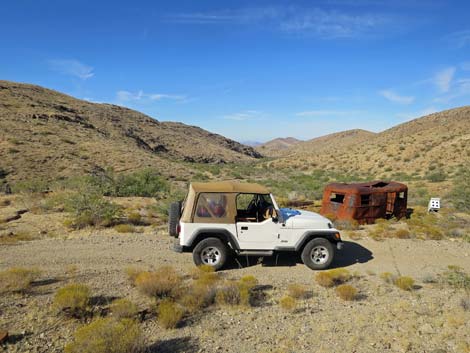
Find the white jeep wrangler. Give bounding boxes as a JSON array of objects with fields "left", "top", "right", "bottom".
[{"left": 169, "top": 181, "right": 343, "bottom": 270}]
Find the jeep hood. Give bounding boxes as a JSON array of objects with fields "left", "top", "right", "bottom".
[{"left": 279, "top": 208, "right": 332, "bottom": 229}]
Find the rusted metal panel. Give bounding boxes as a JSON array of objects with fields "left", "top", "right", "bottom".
[{"left": 320, "top": 180, "right": 408, "bottom": 224}]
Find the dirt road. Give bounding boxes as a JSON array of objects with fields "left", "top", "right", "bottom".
[{"left": 1, "top": 231, "right": 469, "bottom": 353}]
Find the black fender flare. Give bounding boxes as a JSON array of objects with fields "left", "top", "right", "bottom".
[
  {"left": 188, "top": 228, "right": 240, "bottom": 251},
  {"left": 294, "top": 231, "right": 340, "bottom": 252}
]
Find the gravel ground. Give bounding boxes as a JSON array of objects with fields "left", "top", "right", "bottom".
[{"left": 1, "top": 228, "right": 470, "bottom": 353}]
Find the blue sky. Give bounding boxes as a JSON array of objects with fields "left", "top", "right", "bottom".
[{"left": 1, "top": 0, "right": 470, "bottom": 142}]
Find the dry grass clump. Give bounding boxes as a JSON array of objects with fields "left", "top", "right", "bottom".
[
  {"left": 0, "top": 231, "right": 37, "bottom": 245},
  {"left": 239, "top": 275, "right": 258, "bottom": 289},
  {"left": 315, "top": 268, "right": 352, "bottom": 288},
  {"left": 157, "top": 299, "right": 185, "bottom": 329},
  {"left": 64, "top": 318, "right": 144, "bottom": 353},
  {"left": 54, "top": 284, "right": 91, "bottom": 316},
  {"left": 127, "top": 212, "right": 142, "bottom": 225},
  {"left": 380, "top": 272, "right": 395, "bottom": 284},
  {"left": 114, "top": 224, "right": 136, "bottom": 233},
  {"left": 279, "top": 296, "right": 297, "bottom": 311},
  {"left": 441, "top": 265, "right": 470, "bottom": 290},
  {"left": 110, "top": 299, "right": 139, "bottom": 319},
  {"left": 125, "top": 266, "right": 144, "bottom": 285},
  {"left": 394, "top": 276, "right": 415, "bottom": 291},
  {"left": 335, "top": 284, "right": 358, "bottom": 301},
  {"left": 287, "top": 284, "right": 309, "bottom": 299},
  {"left": 134, "top": 267, "right": 182, "bottom": 299},
  {"left": 216, "top": 281, "right": 242, "bottom": 306},
  {"left": 394, "top": 228, "right": 411, "bottom": 239},
  {"left": 0, "top": 267, "right": 41, "bottom": 293}
]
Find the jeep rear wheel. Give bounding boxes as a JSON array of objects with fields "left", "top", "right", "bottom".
[
  {"left": 168, "top": 201, "right": 181, "bottom": 237},
  {"left": 301, "top": 238, "right": 334, "bottom": 270},
  {"left": 193, "top": 238, "right": 228, "bottom": 271}
]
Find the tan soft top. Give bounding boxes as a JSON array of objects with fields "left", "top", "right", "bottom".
[{"left": 190, "top": 181, "right": 270, "bottom": 194}]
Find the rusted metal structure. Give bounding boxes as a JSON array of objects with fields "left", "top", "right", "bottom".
[{"left": 320, "top": 181, "right": 408, "bottom": 224}]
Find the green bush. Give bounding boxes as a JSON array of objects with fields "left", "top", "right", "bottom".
[
  {"left": 64, "top": 192, "right": 121, "bottom": 228},
  {"left": 65, "top": 318, "right": 144, "bottom": 353},
  {"left": 448, "top": 167, "right": 470, "bottom": 212},
  {"left": 114, "top": 169, "right": 169, "bottom": 197},
  {"left": 425, "top": 171, "right": 446, "bottom": 182}
]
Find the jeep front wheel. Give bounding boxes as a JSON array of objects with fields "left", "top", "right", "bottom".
[
  {"left": 301, "top": 238, "right": 334, "bottom": 270},
  {"left": 193, "top": 237, "right": 228, "bottom": 271}
]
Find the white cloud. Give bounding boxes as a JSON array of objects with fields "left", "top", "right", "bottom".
[
  {"left": 447, "top": 30, "right": 470, "bottom": 48},
  {"left": 379, "top": 89, "right": 414, "bottom": 104},
  {"left": 167, "top": 6, "right": 397, "bottom": 39},
  {"left": 116, "top": 90, "right": 187, "bottom": 103},
  {"left": 49, "top": 59, "right": 94, "bottom": 80},
  {"left": 223, "top": 110, "right": 263, "bottom": 121},
  {"left": 433, "top": 78, "right": 470, "bottom": 103},
  {"left": 296, "top": 110, "right": 361, "bottom": 117},
  {"left": 433, "top": 67, "right": 455, "bottom": 93}
]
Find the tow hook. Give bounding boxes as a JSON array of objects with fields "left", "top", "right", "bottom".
[{"left": 337, "top": 242, "right": 344, "bottom": 250}]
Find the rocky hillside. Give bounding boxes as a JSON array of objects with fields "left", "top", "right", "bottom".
[
  {"left": 273, "top": 107, "right": 470, "bottom": 177},
  {"left": 256, "top": 137, "right": 302, "bottom": 156},
  {"left": 0, "top": 81, "right": 262, "bottom": 182}
]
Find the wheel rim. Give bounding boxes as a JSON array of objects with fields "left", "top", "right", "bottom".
[
  {"left": 201, "top": 246, "right": 221, "bottom": 265},
  {"left": 310, "top": 245, "right": 329, "bottom": 265}
]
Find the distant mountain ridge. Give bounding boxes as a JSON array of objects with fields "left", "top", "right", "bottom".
[
  {"left": 0, "top": 80, "right": 262, "bottom": 182},
  {"left": 257, "top": 137, "right": 303, "bottom": 156},
  {"left": 271, "top": 107, "right": 470, "bottom": 177}
]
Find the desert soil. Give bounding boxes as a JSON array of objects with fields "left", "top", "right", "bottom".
[{"left": 1, "top": 225, "right": 470, "bottom": 353}]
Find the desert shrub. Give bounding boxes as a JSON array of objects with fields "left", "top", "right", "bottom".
[
  {"left": 380, "top": 272, "right": 395, "bottom": 284},
  {"left": 394, "top": 276, "right": 415, "bottom": 291},
  {"left": 335, "top": 284, "right": 358, "bottom": 301},
  {"left": 239, "top": 275, "right": 258, "bottom": 289},
  {"left": 0, "top": 267, "right": 41, "bottom": 293},
  {"left": 12, "top": 179, "right": 49, "bottom": 194},
  {"left": 64, "top": 318, "right": 144, "bottom": 353},
  {"left": 315, "top": 268, "right": 351, "bottom": 288},
  {"left": 460, "top": 297, "right": 470, "bottom": 311},
  {"left": 279, "top": 296, "right": 297, "bottom": 311},
  {"left": 335, "top": 220, "right": 360, "bottom": 231},
  {"left": 110, "top": 299, "right": 139, "bottom": 319},
  {"left": 216, "top": 281, "right": 242, "bottom": 306},
  {"left": 441, "top": 266, "right": 470, "bottom": 290},
  {"left": 114, "top": 224, "right": 135, "bottom": 233},
  {"left": 127, "top": 212, "right": 142, "bottom": 225},
  {"left": 157, "top": 299, "right": 184, "bottom": 329},
  {"left": 425, "top": 171, "right": 446, "bottom": 182},
  {"left": 64, "top": 191, "right": 122, "bottom": 228},
  {"left": 54, "top": 284, "right": 91, "bottom": 316},
  {"left": 448, "top": 167, "right": 470, "bottom": 212},
  {"left": 215, "top": 281, "right": 255, "bottom": 306},
  {"left": 125, "top": 267, "right": 144, "bottom": 285},
  {"left": 0, "top": 199, "right": 11, "bottom": 206},
  {"left": 189, "top": 264, "right": 217, "bottom": 280},
  {"left": 0, "top": 230, "right": 37, "bottom": 245},
  {"left": 114, "top": 169, "right": 169, "bottom": 197},
  {"left": 394, "top": 228, "right": 411, "bottom": 239},
  {"left": 287, "top": 284, "right": 309, "bottom": 299},
  {"left": 179, "top": 283, "right": 215, "bottom": 313},
  {"left": 134, "top": 267, "right": 182, "bottom": 299}
]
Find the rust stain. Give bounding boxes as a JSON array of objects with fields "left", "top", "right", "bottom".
[{"left": 320, "top": 181, "right": 408, "bottom": 224}]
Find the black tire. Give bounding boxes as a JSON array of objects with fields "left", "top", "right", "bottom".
[
  {"left": 301, "top": 238, "right": 334, "bottom": 270},
  {"left": 168, "top": 201, "right": 181, "bottom": 237},
  {"left": 192, "top": 237, "right": 229, "bottom": 271}
]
